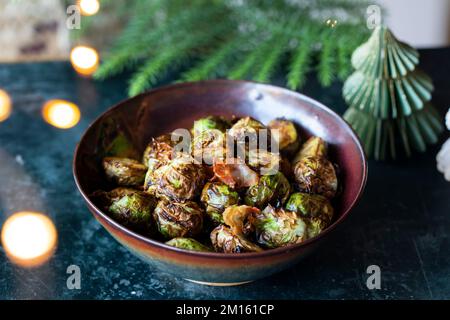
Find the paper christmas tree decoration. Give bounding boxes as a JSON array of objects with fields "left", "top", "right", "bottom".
[{"left": 343, "top": 25, "right": 443, "bottom": 160}]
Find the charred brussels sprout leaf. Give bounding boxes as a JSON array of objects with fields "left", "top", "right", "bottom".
[
  {"left": 91, "top": 187, "right": 141, "bottom": 211},
  {"left": 192, "top": 116, "right": 230, "bottom": 137},
  {"left": 148, "top": 156, "right": 207, "bottom": 201},
  {"left": 153, "top": 201, "right": 204, "bottom": 239},
  {"left": 109, "top": 192, "right": 157, "bottom": 232},
  {"left": 285, "top": 192, "right": 334, "bottom": 223},
  {"left": 165, "top": 237, "right": 212, "bottom": 252},
  {"left": 293, "top": 136, "right": 327, "bottom": 164},
  {"left": 213, "top": 158, "right": 259, "bottom": 189},
  {"left": 293, "top": 156, "right": 338, "bottom": 199},
  {"left": 201, "top": 182, "right": 240, "bottom": 224},
  {"left": 222, "top": 205, "right": 259, "bottom": 237},
  {"left": 103, "top": 157, "right": 147, "bottom": 187},
  {"left": 268, "top": 119, "right": 299, "bottom": 153},
  {"left": 244, "top": 172, "right": 290, "bottom": 208},
  {"left": 210, "top": 225, "right": 262, "bottom": 253},
  {"left": 142, "top": 134, "right": 176, "bottom": 170},
  {"left": 254, "top": 205, "right": 307, "bottom": 248}
]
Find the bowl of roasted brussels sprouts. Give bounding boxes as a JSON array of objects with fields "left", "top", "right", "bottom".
[{"left": 73, "top": 80, "right": 367, "bottom": 285}]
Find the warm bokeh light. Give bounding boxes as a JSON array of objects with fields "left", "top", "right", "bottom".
[
  {"left": 78, "top": 0, "right": 100, "bottom": 16},
  {"left": 42, "top": 99, "right": 81, "bottom": 129},
  {"left": 70, "top": 46, "right": 99, "bottom": 76},
  {"left": 0, "top": 89, "right": 12, "bottom": 122},
  {"left": 1, "top": 212, "right": 57, "bottom": 267}
]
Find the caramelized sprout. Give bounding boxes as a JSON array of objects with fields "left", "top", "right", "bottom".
[
  {"left": 210, "top": 225, "right": 262, "bottom": 253},
  {"left": 201, "top": 182, "right": 240, "bottom": 224},
  {"left": 213, "top": 158, "right": 259, "bottom": 189},
  {"left": 293, "top": 156, "right": 338, "bottom": 199},
  {"left": 153, "top": 200, "right": 204, "bottom": 239},
  {"left": 192, "top": 116, "right": 230, "bottom": 137},
  {"left": 103, "top": 157, "right": 147, "bottom": 187},
  {"left": 142, "top": 134, "right": 176, "bottom": 170},
  {"left": 165, "top": 238, "right": 212, "bottom": 252},
  {"left": 268, "top": 119, "right": 299, "bottom": 153},
  {"left": 254, "top": 205, "right": 307, "bottom": 248},
  {"left": 222, "top": 205, "right": 259, "bottom": 237},
  {"left": 108, "top": 192, "right": 157, "bottom": 232},
  {"left": 285, "top": 192, "right": 334, "bottom": 224},
  {"left": 192, "top": 129, "right": 228, "bottom": 165},
  {"left": 244, "top": 172, "right": 290, "bottom": 208},
  {"left": 147, "top": 156, "right": 207, "bottom": 201},
  {"left": 228, "top": 117, "right": 270, "bottom": 151},
  {"left": 293, "top": 136, "right": 327, "bottom": 164}
]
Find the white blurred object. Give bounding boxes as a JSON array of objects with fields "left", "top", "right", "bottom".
[
  {"left": 446, "top": 108, "right": 450, "bottom": 131},
  {"left": 377, "top": 0, "right": 450, "bottom": 48},
  {"left": 437, "top": 138, "right": 450, "bottom": 181},
  {"left": 0, "top": 0, "right": 69, "bottom": 62}
]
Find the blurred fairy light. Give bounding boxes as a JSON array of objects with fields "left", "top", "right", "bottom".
[
  {"left": 1, "top": 212, "right": 57, "bottom": 267},
  {"left": 78, "top": 0, "right": 100, "bottom": 16},
  {"left": 42, "top": 99, "right": 81, "bottom": 129},
  {"left": 325, "top": 18, "right": 338, "bottom": 28},
  {"left": 70, "top": 46, "right": 99, "bottom": 76},
  {"left": 0, "top": 89, "right": 12, "bottom": 122}
]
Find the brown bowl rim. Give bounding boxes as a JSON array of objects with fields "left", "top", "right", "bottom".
[{"left": 73, "top": 79, "right": 368, "bottom": 260}]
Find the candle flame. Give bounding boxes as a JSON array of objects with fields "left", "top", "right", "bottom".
[
  {"left": 42, "top": 99, "right": 81, "bottom": 129},
  {"left": 1, "top": 212, "right": 57, "bottom": 267},
  {"left": 70, "top": 46, "right": 99, "bottom": 76},
  {"left": 0, "top": 89, "right": 12, "bottom": 122},
  {"left": 78, "top": 0, "right": 100, "bottom": 16}
]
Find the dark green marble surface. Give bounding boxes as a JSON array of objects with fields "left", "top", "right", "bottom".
[{"left": 0, "top": 48, "right": 449, "bottom": 299}]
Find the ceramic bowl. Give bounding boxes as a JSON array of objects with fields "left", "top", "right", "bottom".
[{"left": 73, "top": 80, "right": 367, "bottom": 285}]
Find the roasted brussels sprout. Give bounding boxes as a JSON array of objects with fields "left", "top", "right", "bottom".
[
  {"left": 305, "top": 217, "right": 329, "bottom": 239},
  {"left": 103, "top": 157, "right": 147, "bottom": 187},
  {"left": 192, "top": 129, "right": 228, "bottom": 165},
  {"left": 222, "top": 205, "right": 259, "bottom": 237},
  {"left": 142, "top": 134, "right": 176, "bottom": 170},
  {"left": 192, "top": 116, "right": 230, "bottom": 137},
  {"left": 268, "top": 119, "right": 299, "bottom": 153},
  {"left": 210, "top": 225, "right": 262, "bottom": 253},
  {"left": 254, "top": 205, "right": 307, "bottom": 248},
  {"left": 247, "top": 150, "right": 281, "bottom": 175},
  {"left": 285, "top": 192, "right": 334, "bottom": 223},
  {"left": 293, "top": 156, "right": 338, "bottom": 199},
  {"left": 153, "top": 200, "right": 204, "bottom": 239},
  {"left": 213, "top": 158, "right": 259, "bottom": 189},
  {"left": 293, "top": 136, "right": 327, "bottom": 164},
  {"left": 244, "top": 172, "right": 291, "bottom": 208},
  {"left": 109, "top": 192, "right": 157, "bottom": 232},
  {"left": 91, "top": 187, "right": 139, "bottom": 211},
  {"left": 228, "top": 117, "right": 270, "bottom": 151},
  {"left": 146, "top": 156, "right": 207, "bottom": 201},
  {"left": 165, "top": 237, "right": 212, "bottom": 252},
  {"left": 96, "top": 115, "right": 342, "bottom": 254},
  {"left": 201, "top": 182, "right": 240, "bottom": 224}
]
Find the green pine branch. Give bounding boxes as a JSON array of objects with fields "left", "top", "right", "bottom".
[{"left": 73, "top": 0, "right": 371, "bottom": 96}]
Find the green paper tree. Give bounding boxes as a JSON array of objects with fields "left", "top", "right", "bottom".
[{"left": 343, "top": 25, "right": 443, "bottom": 160}]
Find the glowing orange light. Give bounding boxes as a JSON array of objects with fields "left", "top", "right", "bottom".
[
  {"left": 0, "top": 89, "right": 12, "bottom": 122},
  {"left": 42, "top": 99, "right": 81, "bottom": 129},
  {"left": 1, "top": 212, "right": 57, "bottom": 267},
  {"left": 70, "top": 46, "right": 99, "bottom": 76},
  {"left": 78, "top": 0, "right": 100, "bottom": 16}
]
